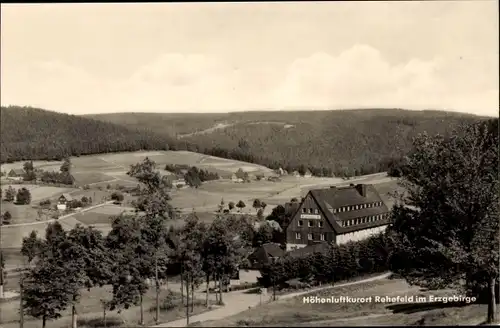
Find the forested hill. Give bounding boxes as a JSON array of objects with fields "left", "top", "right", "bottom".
[
  {"left": 90, "top": 109, "right": 486, "bottom": 176},
  {"left": 0, "top": 106, "right": 187, "bottom": 163}
]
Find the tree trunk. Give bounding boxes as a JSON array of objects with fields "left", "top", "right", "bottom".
[
  {"left": 155, "top": 256, "right": 160, "bottom": 324},
  {"left": 103, "top": 306, "right": 107, "bottom": 328},
  {"left": 42, "top": 315, "right": 46, "bottom": 328},
  {"left": 139, "top": 293, "right": 144, "bottom": 325},
  {"left": 191, "top": 278, "right": 194, "bottom": 313},
  {"left": 213, "top": 273, "right": 219, "bottom": 303},
  {"left": 185, "top": 273, "right": 190, "bottom": 326},
  {"left": 487, "top": 277, "right": 497, "bottom": 323},
  {"left": 180, "top": 266, "right": 184, "bottom": 305},
  {"left": 20, "top": 276, "right": 24, "bottom": 328},
  {"left": 205, "top": 274, "right": 210, "bottom": 307},
  {"left": 272, "top": 280, "right": 276, "bottom": 301},
  {"left": 71, "top": 302, "right": 78, "bottom": 328},
  {"left": 218, "top": 275, "right": 223, "bottom": 304}
]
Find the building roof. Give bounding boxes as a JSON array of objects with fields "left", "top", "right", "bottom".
[
  {"left": 287, "top": 242, "right": 331, "bottom": 258},
  {"left": 60, "top": 193, "right": 73, "bottom": 201},
  {"left": 248, "top": 243, "right": 285, "bottom": 266},
  {"left": 300, "top": 184, "right": 390, "bottom": 234},
  {"left": 8, "top": 168, "right": 24, "bottom": 176}
]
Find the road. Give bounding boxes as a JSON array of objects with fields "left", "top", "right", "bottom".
[
  {"left": 1, "top": 201, "right": 114, "bottom": 228},
  {"left": 151, "top": 272, "right": 391, "bottom": 327}
]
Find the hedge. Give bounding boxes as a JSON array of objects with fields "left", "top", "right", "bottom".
[{"left": 258, "top": 232, "right": 393, "bottom": 290}]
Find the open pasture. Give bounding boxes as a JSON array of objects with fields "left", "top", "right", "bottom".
[
  {"left": 72, "top": 204, "right": 133, "bottom": 226},
  {"left": 0, "top": 202, "right": 51, "bottom": 225},
  {"left": 72, "top": 171, "right": 115, "bottom": 185},
  {"left": 0, "top": 216, "right": 83, "bottom": 250},
  {"left": 1, "top": 184, "right": 76, "bottom": 202}
]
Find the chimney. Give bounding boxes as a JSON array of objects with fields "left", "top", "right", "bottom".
[{"left": 356, "top": 184, "right": 367, "bottom": 197}]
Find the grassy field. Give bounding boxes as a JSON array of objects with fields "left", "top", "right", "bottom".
[
  {"left": 0, "top": 285, "right": 215, "bottom": 328},
  {"left": 199, "top": 277, "right": 486, "bottom": 327},
  {"left": 0, "top": 184, "right": 76, "bottom": 202}
]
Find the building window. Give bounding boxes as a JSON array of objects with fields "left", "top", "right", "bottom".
[
  {"left": 308, "top": 208, "right": 313, "bottom": 214},
  {"left": 298, "top": 220, "right": 303, "bottom": 227},
  {"left": 308, "top": 233, "right": 313, "bottom": 240},
  {"left": 333, "top": 208, "right": 337, "bottom": 213},
  {"left": 295, "top": 232, "right": 301, "bottom": 239},
  {"left": 314, "top": 208, "right": 319, "bottom": 214},
  {"left": 302, "top": 208, "right": 306, "bottom": 213},
  {"left": 320, "top": 233, "right": 325, "bottom": 241},
  {"left": 319, "top": 221, "right": 324, "bottom": 228},
  {"left": 308, "top": 220, "right": 314, "bottom": 227}
]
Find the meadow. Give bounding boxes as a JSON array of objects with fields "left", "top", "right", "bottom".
[
  {"left": 199, "top": 277, "right": 484, "bottom": 327},
  {"left": 0, "top": 284, "right": 214, "bottom": 328}
]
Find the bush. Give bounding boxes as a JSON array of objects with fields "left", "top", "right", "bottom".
[
  {"left": 110, "top": 192, "right": 124, "bottom": 202},
  {"left": 16, "top": 188, "right": 31, "bottom": 204},
  {"left": 2, "top": 211, "right": 12, "bottom": 225},
  {"left": 39, "top": 199, "right": 51, "bottom": 207},
  {"left": 258, "top": 232, "right": 392, "bottom": 291}
]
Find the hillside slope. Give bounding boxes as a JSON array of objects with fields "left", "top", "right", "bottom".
[
  {"left": 90, "top": 109, "right": 485, "bottom": 176},
  {"left": 0, "top": 106, "right": 183, "bottom": 163}
]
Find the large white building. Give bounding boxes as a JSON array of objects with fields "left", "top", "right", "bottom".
[{"left": 284, "top": 184, "right": 390, "bottom": 251}]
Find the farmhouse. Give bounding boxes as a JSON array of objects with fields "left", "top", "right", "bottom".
[
  {"left": 7, "top": 168, "right": 24, "bottom": 180},
  {"left": 247, "top": 243, "right": 285, "bottom": 269},
  {"left": 231, "top": 174, "right": 243, "bottom": 183},
  {"left": 284, "top": 184, "right": 390, "bottom": 251},
  {"left": 57, "top": 193, "right": 73, "bottom": 210}
]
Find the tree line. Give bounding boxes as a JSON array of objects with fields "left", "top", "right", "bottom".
[
  {"left": 1, "top": 106, "right": 484, "bottom": 180},
  {"left": 258, "top": 233, "right": 392, "bottom": 300}
]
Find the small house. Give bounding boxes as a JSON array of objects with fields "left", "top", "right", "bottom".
[
  {"left": 231, "top": 174, "right": 243, "bottom": 183},
  {"left": 291, "top": 170, "right": 300, "bottom": 177},
  {"left": 303, "top": 170, "right": 313, "bottom": 178},
  {"left": 173, "top": 178, "right": 186, "bottom": 188},
  {"left": 247, "top": 243, "right": 285, "bottom": 269},
  {"left": 57, "top": 193, "right": 73, "bottom": 210},
  {"left": 7, "top": 169, "right": 24, "bottom": 181}
]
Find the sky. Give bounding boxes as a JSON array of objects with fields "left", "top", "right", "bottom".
[{"left": 1, "top": 1, "right": 498, "bottom": 116}]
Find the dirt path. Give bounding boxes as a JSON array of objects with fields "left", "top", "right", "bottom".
[
  {"left": 1, "top": 201, "right": 114, "bottom": 228},
  {"left": 151, "top": 273, "right": 391, "bottom": 327}
]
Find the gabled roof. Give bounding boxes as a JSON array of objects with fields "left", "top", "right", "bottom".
[
  {"left": 60, "top": 193, "right": 73, "bottom": 201},
  {"left": 287, "top": 242, "right": 331, "bottom": 258},
  {"left": 248, "top": 243, "right": 285, "bottom": 265},
  {"left": 300, "top": 184, "right": 390, "bottom": 234},
  {"left": 8, "top": 168, "right": 24, "bottom": 176}
]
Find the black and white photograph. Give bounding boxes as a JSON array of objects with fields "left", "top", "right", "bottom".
[{"left": 0, "top": 1, "right": 498, "bottom": 327}]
